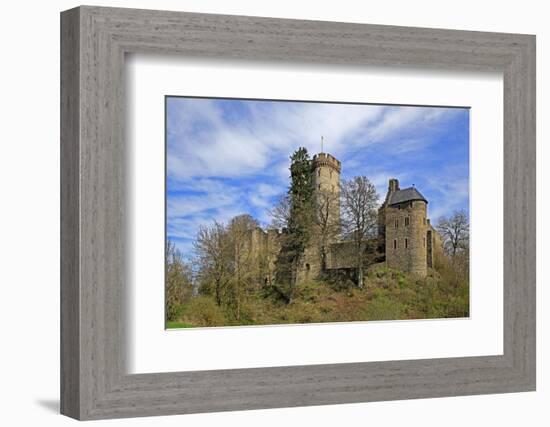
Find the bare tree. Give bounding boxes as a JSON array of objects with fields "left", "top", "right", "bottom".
[
  {"left": 340, "top": 176, "right": 379, "bottom": 289},
  {"left": 268, "top": 194, "right": 291, "bottom": 230},
  {"left": 165, "top": 240, "right": 193, "bottom": 321},
  {"left": 436, "top": 210, "right": 469, "bottom": 257},
  {"left": 315, "top": 190, "right": 340, "bottom": 271},
  {"left": 194, "top": 221, "right": 230, "bottom": 306},
  {"left": 227, "top": 214, "right": 259, "bottom": 320}
]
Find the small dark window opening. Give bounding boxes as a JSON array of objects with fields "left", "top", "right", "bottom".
[
  {"left": 395, "top": 219, "right": 399, "bottom": 228},
  {"left": 405, "top": 238, "right": 409, "bottom": 249},
  {"left": 393, "top": 239, "right": 397, "bottom": 250},
  {"left": 306, "top": 263, "right": 310, "bottom": 271},
  {"left": 423, "top": 237, "right": 426, "bottom": 247},
  {"left": 405, "top": 217, "right": 410, "bottom": 226}
]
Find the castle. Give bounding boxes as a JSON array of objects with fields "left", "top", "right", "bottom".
[{"left": 246, "top": 152, "right": 443, "bottom": 285}]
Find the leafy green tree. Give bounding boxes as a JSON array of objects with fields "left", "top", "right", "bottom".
[
  {"left": 275, "top": 147, "right": 314, "bottom": 302},
  {"left": 288, "top": 147, "right": 315, "bottom": 243}
]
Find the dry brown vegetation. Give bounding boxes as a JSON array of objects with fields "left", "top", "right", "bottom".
[{"left": 168, "top": 263, "right": 468, "bottom": 328}]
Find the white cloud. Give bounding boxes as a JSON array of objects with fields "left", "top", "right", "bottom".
[
  {"left": 167, "top": 191, "right": 237, "bottom": 219},
  {"left": 368, "top": 107, "right": 423, "bottom": 141},
  {"left": 248, "top": 183, "right": 285, "bottom": 209},
  {"left": 167, "top": 99, "right": 389, "bottom": 182},
  {"left": 423, "top": 167, "right": 469, "bottom": 221}
]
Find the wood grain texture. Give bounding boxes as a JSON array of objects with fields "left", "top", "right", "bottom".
[
  {"left": 60, "top": 5, "right": 536, "bottom": 420},
  {"left": 60, "top": 7, "right": 80, "bottom": 419}
]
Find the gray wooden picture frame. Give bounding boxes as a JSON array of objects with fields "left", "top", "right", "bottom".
[{"left": 60, "top": 5, "right": 536, "bottom": 420}]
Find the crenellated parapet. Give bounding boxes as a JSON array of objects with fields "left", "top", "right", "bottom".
[{"left": 311, "top": 152, "right": 342, "bottom": 173}]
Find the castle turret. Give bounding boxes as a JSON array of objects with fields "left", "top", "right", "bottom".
[
  {"left": 292, "top": 152, "right": 342, "bottom": 282},
  {"left": 378, "top": 178, "right": 400, "bottom": 239},
  {"left": 382, "top": 180, "right": 429, "bottom": 277},
  {"left": 311, "top": 152, "right": 341, "bottom": 235}
]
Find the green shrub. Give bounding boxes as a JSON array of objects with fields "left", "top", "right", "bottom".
[
  {"left": 166, "top": 302, "right": 186, "bottom": 322},
  {"left": 173, "top": 264, "right": 469, "bottom": 327},
  {"left": 183, "top": 296, "right": 226, "bottom": 327}
]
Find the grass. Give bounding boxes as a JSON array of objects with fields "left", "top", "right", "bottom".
[
  {"left": 167, "top": 265, "right": 469, "bottom": 328},
  {"left": 166, "top": 321, "right": 195, "bottom": 329}
]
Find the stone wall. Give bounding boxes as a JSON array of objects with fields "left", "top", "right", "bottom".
[
  {"left": 325, "top": 241, "right": 357, "bottom": 270},
  {"left": 384, "top": 200, "right": 428, "bottom": 277},
  {"left": 296, "top": 242, "right": 322, "bottom": 283},
  {"left": 427, "top": 221, "right": 444, "bottom": 269},
  {"left": 247, "top": 227, "right": 281, "bottom": 285}
]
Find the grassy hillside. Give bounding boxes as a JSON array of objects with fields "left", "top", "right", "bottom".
[{"left": 167, "top": 266, "right": 469, "bottom": 329}]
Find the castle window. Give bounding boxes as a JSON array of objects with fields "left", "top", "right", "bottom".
[
  {"left": 423, "top": 237, "right": 426, "bottom": 247},
  {"left": 318, "top": 184, "right": 321, "bottom": 190},
  {"left": 405, "top": 238, "right": 408, "bottom": 249},
  {"left": 330, "top": 170, "right": 333, "bottom": 179},
  {"left": 393, "top": 239, "right": 397, "bottom": 250},
  {"left": 405, "top": 217, "right": 410, "bottom": 226},
  {"left": 318, "top": 169, "right": 321, "bottom": 177},
  {"left": 395, "top": 219, "right": 399, "bottom": 228}
]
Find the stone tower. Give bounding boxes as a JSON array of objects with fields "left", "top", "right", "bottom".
[
  {"left": 380, "top": 178, "right": 429, "bottom": 277},
  {"left": 311, "top": 152, "right": 341, "bottom": 238},
  {"left": 294, "top": 152, "right": 342, "bottom": 283}
]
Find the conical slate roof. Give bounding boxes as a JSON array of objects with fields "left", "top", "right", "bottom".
[{"left": 388, "top": 186, "right": 427, "bottom": 206}]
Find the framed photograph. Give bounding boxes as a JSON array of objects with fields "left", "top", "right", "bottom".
[
  {"left": 61, "top": 6, "right": 536, "bottom": 420},
  {"left": 163, "top": 96, "right": 470, "bottom": 330}
]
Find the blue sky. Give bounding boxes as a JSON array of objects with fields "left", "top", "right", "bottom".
[{"left": 166, "top": 97, "right": 469, "bottom": 258}]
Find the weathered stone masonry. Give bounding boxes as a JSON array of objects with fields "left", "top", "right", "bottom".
[
  {"left": 247, "top": 152, "right": 443, "bottom": 283},
  {"left": 378, "top": 179, "right": 429, "bottom": 276}
]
